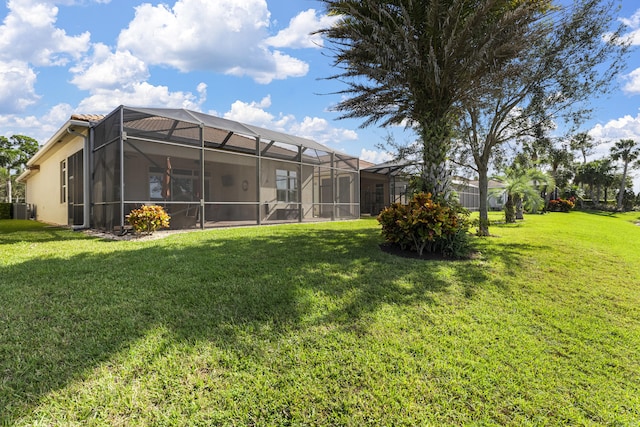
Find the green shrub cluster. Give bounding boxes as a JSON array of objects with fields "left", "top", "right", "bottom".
[
  {"left": 377, "top": 193, "right": 471, "bottom": 258},
  {"left": 126, "top": 205, "right": 170, "bottom": 235},
  {"left": 0, "top": 203, "right": 11, "bottom": 219}
]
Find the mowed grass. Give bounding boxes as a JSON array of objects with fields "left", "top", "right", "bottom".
[{"left": 1, "top": 212, "right": 639, "bottom": 425}]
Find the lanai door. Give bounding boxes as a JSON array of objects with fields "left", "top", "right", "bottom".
[
  {"left": 67, "top": 150, "right": 84, "bottom": 226},
  {"left": 320, "top": 178, "right": 333, "bottom": 218}
]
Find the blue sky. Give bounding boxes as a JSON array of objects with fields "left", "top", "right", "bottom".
[{"left": 1, "top": 0, "right": 640, "bottom": 189}]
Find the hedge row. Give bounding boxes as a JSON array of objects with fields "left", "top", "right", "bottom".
[{"left": 0, "top": 203, "right": 11, "bottom": 219}]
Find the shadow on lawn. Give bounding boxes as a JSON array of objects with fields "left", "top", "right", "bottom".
[
  {"left": 0, "top": 222, "right": 88, "bottom": 245},
  {"left": 578, "top": 209, "right": 621, "bottom": 217},
  {"left": 0, "top": 224, "right": 537, "bottom": 422}
]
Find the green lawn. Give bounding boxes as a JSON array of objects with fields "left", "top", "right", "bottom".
[{"left": 1, "top": 212, "right": 639, "bottom": 425}]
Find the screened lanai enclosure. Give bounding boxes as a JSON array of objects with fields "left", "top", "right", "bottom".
[
  {"left": 92, "top": 106, "right": 360, "bottom": 230},
  {"left": 360, "top": 159, "right": 481, "bottom": 214}
]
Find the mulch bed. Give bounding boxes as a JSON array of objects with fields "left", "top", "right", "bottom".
[{"left": 82, "top": 228, "right": 201, "bottom": 241}]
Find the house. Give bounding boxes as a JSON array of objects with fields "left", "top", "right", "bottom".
[
  {"left": 18, "top": 106, "right": 507, "bottom": 231},
  {"left": 467, "top": 179, "right": 508, "bottom": 210},
  {"left": 359, "top": 159, "right": 483, "bottom": 214},
  {"left": 18, "top": 106, "right": 361, "bottom": 231},
  {"left": 360, "top": 159, "right": 413, "bottom": 216}
]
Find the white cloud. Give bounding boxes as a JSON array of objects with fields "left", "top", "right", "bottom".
[
  {"left": 39, "top": 0, "right": 112, "bottom": 5},
  {"left": 70, "top": 44, "right": 149, "bottom": 90},
  {"left": 0, "top": 0, "right": 90, "bottom": 66},
  {"left": 0, "top": 103, "right": 74, "bottom": 143},
  {"left": 117, "top": 0, "right": 309, "bottom": 84},
  {"left": 586, "top": 114, "right": 640, "bottom": 193},
  {"left": 622, "top": 68, "right": 640, "bottom": 94},
  {"left": 225, "top": 50, "right": 308, "bottom": 84},
  {"left": 0, "top": 60, "right": 39, "bottom": 113},
  {"left": 621, "top": 10, "right": 640, "bottom": 28},
  {"left": 0, "top": 0, "right": 92, "bottom": 114},
  {"left": 265, "top": 9, "right": 339, "bottom": 49},
  {"left": 222, "top": 96, "right": 358, "bottom": 146},
  {"left": 589, "top": 114, "right": 640, "bottom": 142},
  {"left": 623, "top": 30, "right": 640, "bottom": 47},
  {"left": 42, "top": 102, "right": 74, "bottom": 126},
  {"left": 619, "top": 9, "right": 640, "bottom": 46},
  {"left": 289, "top": 116, "right": 358, "bottom": 145},
  {"left": 76, "top": 82, "right": 207, "bottom": 113},
  {"left": 65, "top": 35, "right": 208, "bottom": 114},
  {"left": 224, "top": 96, "right": 287, "bottom": 129},
  {"left": 360, "top": 148, "right": 393, "bottom": 164}
]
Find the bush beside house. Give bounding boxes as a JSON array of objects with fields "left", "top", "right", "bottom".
[{"left": 377, "top": 193, "right": 471, "bottom": 258}]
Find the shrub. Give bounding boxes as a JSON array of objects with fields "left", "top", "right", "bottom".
[
  {"left": 377, "top": 193, "right": 471, "bottom": 258},
  {"left": 0, "top": 203, "right": 10, "bottom": 219},
  {"left": 126, "top": 205, "right": 170, "bottom": 235},
  {"left": 547, "top": 197, "right": 575, "bottom": 212},
  {"left": 377, "top": 202, "right": 411, "bottom": 250},
  {"left": 617, "top": 189, "right": 636, "bottom": 211}
]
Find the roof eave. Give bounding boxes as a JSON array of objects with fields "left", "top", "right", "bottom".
[{"left": 17, "top": 119, "right": 91, "bottom": 182}]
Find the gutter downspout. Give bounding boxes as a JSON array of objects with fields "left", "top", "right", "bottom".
[{"left": 67, "top": 127, "right": 91, "bottom": 230}]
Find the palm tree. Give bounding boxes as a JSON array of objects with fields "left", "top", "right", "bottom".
[
  {"left": 610, "top": 139, "right": 640, "bottom": 211},
  {"left": 544, "top": 146, "right": 573, "bottom": 202},
  {"left": 574, "top": 159, "right": 614, "bottom": 207},
  {"left": 570, "top": 132, "right": 595, "bottom": 165},
  {"left": 492, "top": 167, "right": 554, "bottom": 223},
  {"left": 318, "top": 0, "right": 549, "bottom": 198}
]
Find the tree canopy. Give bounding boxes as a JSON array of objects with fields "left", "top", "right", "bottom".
[
  {"left": 0, "top": 135, "right": 39, "bottom": 203},
  {"left": 610, "top": 139, "right": 640, "bottom": 210},
  {"left": 319, "top": 0, "right": 550, "bottom": 198},
  {"left": 453, "top": 0, "right": 628, "bottom": 234}
]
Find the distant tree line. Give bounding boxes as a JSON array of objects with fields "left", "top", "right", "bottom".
[
  {"left": 490, "top": 132, "right": 640, "bottom": 224},
  {"left": 0, "top": 135, "right": 39, "bottom": 203}
]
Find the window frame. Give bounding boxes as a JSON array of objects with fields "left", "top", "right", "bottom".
[
  {"left": 276, "top": 169, "right": 298, "bottom": 203},
  {"left": 60, "top": 159, "right": 67, "bottom": 203}
]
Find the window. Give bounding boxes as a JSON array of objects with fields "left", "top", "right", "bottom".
[
  {"left": 149, "top": 174, "right": 163, "bottom": 199},
  {"left": 149, "top": 167, "right": 201, "bottom": 201},
  {"left": 276, "top": 169, "right": 297, "bottom": 202},
  {"left": 60, "top": 159, "right": 67, "bottom": 203}
]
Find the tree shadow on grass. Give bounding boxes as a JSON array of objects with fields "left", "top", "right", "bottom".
[
  {"left": 578, "top": 209, "right": 621, "bottom": 217},
  {"left": 0, "top": 223, "right": 539, "bottom": 423},
  {"left": 0, "top": 220, "right": 90, "bottom": 245}
]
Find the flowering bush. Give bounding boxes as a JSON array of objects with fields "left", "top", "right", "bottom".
[
  {"left": 548, "top": 197, "right": 575, "bottom": 212},
  {"left": 126, "top": 205, "right": 170, "bottom": 234},
  {"left": 377, "top": 192, "right": 471, "bottom": 258}
]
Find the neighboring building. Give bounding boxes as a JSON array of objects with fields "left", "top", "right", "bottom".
[
  {"left": 360, "top": 159, "right": 484, "bottom": 215},
  {"left": 360, "top": 159, "right": 413, "bottom": 216},
  {"left": 18, "top": 106, "right": 360, "bottom": 231},
  {"left": 467, "top": 179, "right": 508, "bottom": 210},
  {"left": 452, "top": 177, "right": 480, "bottom": 210}
]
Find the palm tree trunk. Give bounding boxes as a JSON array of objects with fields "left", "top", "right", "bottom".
[
  {"left": 617, "top": 163, "right": 628, "bottom": 210},
  {"left": 419, "top": 119, "right": 451, "bottom": 199},
  {"left": 504, "top": 193, "right": 516, "bottom": 223},
  {"left": 515, "top": 194, "right": 524, "bottom": 220}
]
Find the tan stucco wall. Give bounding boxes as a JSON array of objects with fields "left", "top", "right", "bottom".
[{"left": 24, "top": 133, "right": 85, "bottom": 225}]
